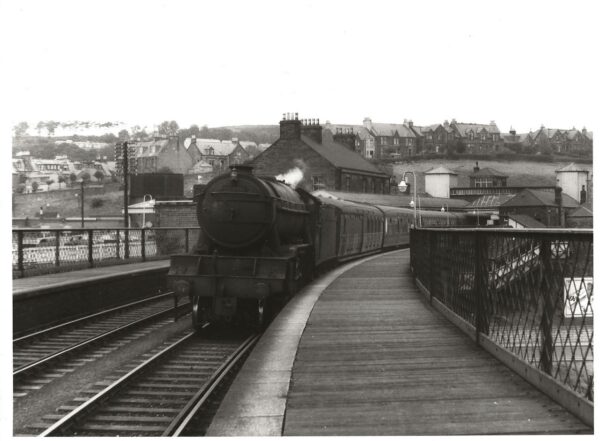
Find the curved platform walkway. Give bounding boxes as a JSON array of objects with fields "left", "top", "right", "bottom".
[{"left": 207, "top": 249, "right": 592, "bottom": 436}]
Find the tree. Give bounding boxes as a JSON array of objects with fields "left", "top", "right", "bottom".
[
  {"left": 13, "top": 122, "right": 29, "bottom": 138},
  {"left": 158, "top": 120, "right": 179, "bottom": 136},
  {"left": 58, "top": 175, "right": 66, "bottom": 189},
  {"left": 16, "top": 184, "right": 26, "bottom": 194},
  {"left": 118, "top": 129, "right": 130, "bottom": 141},
  {"left": 36, "top": 121, "right": 45, "bottom": 135},
  {"left": 80, "top": 172, "right": 91, "bottom": 183},
  {"left": 46, "top": 179, "right": 54, "bottom": 189},
  {"left": 69, "top": 173, "right": 77, "bottom": 186},
  {"left": 93, "top": 170, "right": 105, "bottom": 182},
  {"left": 45, "top": 121, "right": 59, "bottom": 136},
  {"left": 31, "top": 181, "right": 39, "bottom": 192}
]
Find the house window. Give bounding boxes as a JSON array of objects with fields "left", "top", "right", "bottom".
[
  {"left": 469, "top": 132, "right": 474, "bottom": 140},
  {"left": 393, "top": 138, "right": 399, "bottom": 145},
  {"left": 345, "top": 175, "right": 350, "bottom": 191},
  {"left": 474, "top": 178, "right": 494, "bottom": 188},
  {"left": 380, "top": 136, "right": 386, "bottom": 144},
  {"left": 312, "top": 175, "right": 324, "bottom": 191}
]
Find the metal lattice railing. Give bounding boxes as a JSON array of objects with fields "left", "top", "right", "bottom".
[
  {"left": 12, "top": 227, "right": 202, "bottom": 279},
  {"left": 411, "top": 228, "right": 593, "bottom": 402}
]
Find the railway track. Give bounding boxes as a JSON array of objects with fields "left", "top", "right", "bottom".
[
  {"left": 14, "top": 293, "right": 189, "bottom": 389},
  {"left": 38, "top": 329, "right": 260, "bottom": 436}
]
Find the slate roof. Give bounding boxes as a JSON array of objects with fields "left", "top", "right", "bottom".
[
  {"left": 369, "top": 123, "right": 416, "bottom": 138},
  {"left": 193, "top": 139, "right": 240, "bottom": 156},
  {"left": 312, "top": 190, "right": 469, "bottom": 210},
  {"left": 300, "top": 132, "right": 388, "bottom": 176},
  {"left": 568, "top": 205, "right": 593, "bottom": 218},
  {"left": 452, "top": 122, "right": 500, "bottom": 137},
  {"left": 425, "top": 166, "right": 457, "bottom": 175},
  {"left": 324, "top": 123, "right": 372, "bottom": 140},
  {"left": 501, "top": 189, "right": 579, "bottom": 209},
  {"left": 469, "top": 167, "right": 507, "bottom": 178},
  {"left": 508, "top": 214, "right": 547, "bottom": 228}
]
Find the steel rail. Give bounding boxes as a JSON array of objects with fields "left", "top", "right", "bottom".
[
  {"left": 14, "top": 299, "right": 189, "bottom": 380},
  {"left": 14, "top": 291, "right": 175, "bottom": 343},
  {"left": 39, "top": 330, "right": 199, "bottom": 437},
  {"left": 164, "top": 333, "right": 261, "bottom": 436}
]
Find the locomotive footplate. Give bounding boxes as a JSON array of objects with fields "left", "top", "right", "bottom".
[{"left": 168, "top": 253, "right": 303, "bottom": 325}]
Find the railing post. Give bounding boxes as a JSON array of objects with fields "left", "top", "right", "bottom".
[
  {"left": 474, "top": 231, "right": 489, "bottom": 345},
  {"left": 115, "top": 229, "right": 121, "bottom": 260},
  {"left": 539, "top": 238, "right": 554, "bottom": 375},
  {"left": 185, "top": 228, "right": 190, "bottom": 254},
  {"left": 55, "top": 230, "right": 60, "bottom": 267},
  {"left": 17, "top": 230, "right": 24, "bottom": 278},
  {"left": 429, "top": 230, "right": 435, "bottom": 303},
  {"left": 124, "top": 230, "right": 130, "bottom": 260},
  {"left": 141, "top": 228, "right": 146, "bottom": 262},
  {"left": 88, "top": 230, "right": 94, "bottom": 268}
]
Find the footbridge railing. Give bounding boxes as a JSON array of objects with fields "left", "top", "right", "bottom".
[{"left": 410, "top": 228, "right": 593, "bottom": 425}]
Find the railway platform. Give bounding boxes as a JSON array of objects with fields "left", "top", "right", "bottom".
[
  {"left": 207, "top": 248, "right": 592, "bottom": 436},
  {"left": 13, "top": 260, "right": 170, "bottom": 335}
]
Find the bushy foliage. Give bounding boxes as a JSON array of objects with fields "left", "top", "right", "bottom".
[{"left": 91, "top": 197, "right": 104, "bottom": 208}]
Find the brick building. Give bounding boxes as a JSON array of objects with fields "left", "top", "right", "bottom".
[{"left": 251, "top": 114, "right": 391, "bottom": 193}]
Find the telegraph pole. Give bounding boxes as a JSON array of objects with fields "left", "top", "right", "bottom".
[{"left": 123, "top": 141, "right": 129, "bottom": 229}]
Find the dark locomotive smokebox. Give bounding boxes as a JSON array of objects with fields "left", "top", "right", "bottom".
[{"left": 193, "top": 184, "right": 207, "bottom": 202}]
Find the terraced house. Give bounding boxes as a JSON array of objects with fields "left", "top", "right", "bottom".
[
  {"left": 362, "top": 117, "right": 417, "bottom": 159},
  {"left": 529, "top": 126, "right": 593, "bottom": 155},
  {"left": 448, "top": 120, "right": 503, "bottom": 154}
]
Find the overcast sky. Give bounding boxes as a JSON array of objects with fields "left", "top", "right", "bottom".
[
  {"left": 2, "top": 0, "right": 598, "bottom": 133},
  {"left": 2, "top": 0, "right": 599, "bottom": 133}
]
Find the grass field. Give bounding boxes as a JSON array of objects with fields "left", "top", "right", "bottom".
[{"left": 12, "top": 176, "right": 202, "bottom": 220}]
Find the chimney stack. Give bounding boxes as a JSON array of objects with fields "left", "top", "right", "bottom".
[
  {"left": 580, "top": 185, "right": 587, "bottom": 204},
  {"left": 301, "top": 117, "right": 323, "bottom": 144},
  {"left": 363, "top": 117, "right": 373, "bottom": 131},
  {"left": 279, "top": 112, "right": 302, "bottom": 140},
  {"left": 473, "top": 161, "right": 480, "bottom": 173}
]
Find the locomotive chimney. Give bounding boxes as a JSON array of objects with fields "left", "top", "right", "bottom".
[{"left": 280, "top": 112, "right": 302, "bottom": 140}]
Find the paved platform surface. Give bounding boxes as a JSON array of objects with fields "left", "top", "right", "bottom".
[
  {"left": 207, "top": 249, "right": 592, "bottom": 436},
  {"left": 12, "top": 260, "right": 169, "bottom": 296}
]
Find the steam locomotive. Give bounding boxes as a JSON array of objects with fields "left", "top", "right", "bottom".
[{"left": 168, "top": 165, "right": 467, "bottom": 329}]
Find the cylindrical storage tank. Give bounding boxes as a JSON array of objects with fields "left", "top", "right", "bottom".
[{"left": 197, "top": 166, "right": 308, "bottom": 248}]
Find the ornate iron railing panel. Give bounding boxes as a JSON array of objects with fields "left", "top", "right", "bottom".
[
  {"left": 411, "top": 228, "right": 593, "bottom": 402},
  {"left": 12, "top": 227, "right": 201, "bottom": 279}
]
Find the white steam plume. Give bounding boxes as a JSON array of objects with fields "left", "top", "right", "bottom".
[{"left": 276, "top": 167, "right": 304, "bottom": 188}]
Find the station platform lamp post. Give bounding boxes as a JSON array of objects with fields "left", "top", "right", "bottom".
[
  {"left": 142, "top": 194, "right": 153, "bottom": 228},
  {"left": 398, "top": 171, "right": 417, "bottom": 228}
]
